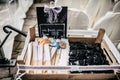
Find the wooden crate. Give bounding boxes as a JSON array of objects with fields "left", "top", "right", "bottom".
[{"left": 17, "top": 27, "right": 120, "bottom": 80}]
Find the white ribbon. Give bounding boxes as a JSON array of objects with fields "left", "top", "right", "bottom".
[{"left": 44, "top": 5, "right": 62, "bottom": 24}]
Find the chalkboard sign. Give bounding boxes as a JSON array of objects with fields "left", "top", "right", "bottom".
[{"left": 36, "top": 6, "right": 67, "bottom": 38}]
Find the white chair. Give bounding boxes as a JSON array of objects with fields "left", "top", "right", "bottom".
[
  {"left": 113, "top": 1, "right": 120, "bottom": 12},
  {"left": 55, "top": 0, "right": 71, "bottom": 7},
  {"left": 55, "top": 0, "right": 89, "bottom": 30},
  {"left": 68, "top": 8, "right": 89, "bottom": 30},
  {"left": 85, "top": 0, "right": 113, "bottom": 28},
  {"left": 55, "top": 0, "right": 89, "bottom": 10},
  {"left": 69, "top": 0, "right": 89, "bottom": 10},
  {"left": 117, "top": 43, "right": 120, "bottom": 51},
  {"left": 0, "top": 0, "right": 33, "bottom": 59},
  {"left": 19, "top": 0, "right": 33, "bottom": 13},
  {"left": 16, "top": 0, "right": 33, "bottom": 19},
  {"left": 93, "top": 1, "right": 120, "bottom": 45},
  {"left": 112, "top": 1, "right": 120, "bottom": 50},
  {"left": 0, "top": 1, "right": 21, "bottom": 59},
  {"left": 0, "top": 8, "right": 15, "bottom": 59}
]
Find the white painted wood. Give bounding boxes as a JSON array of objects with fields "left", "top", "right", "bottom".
[
  {"left": 17, "top": 33, "right": 30, "bottom": 63},
  {"left": 50, "top": 47, "right": 57, "bottom": 65},
  {"left": 43, "top": 44, "right": 51, "bottom": 73},
  {"left": 31, "top": 42, "right": 38, "bottom": 74},
  {"left": 19, "top": 0, "right": 33, "bottom": 13},
  {"left": 113, "top": 1, "right": 120, "bottom": 12},
  {"left": 67, "top": 29, "right": 98, "bottom": 38},
  {"left": 44, "top": 44, "right": 51, "bottom": 63},
  {"left": 25, "top": 42, "right": 33, "bottom": 73},
  {"left": 93, "top": 12, "right": 120, "bottom": 43},
  {"left": 117, "top": 43, "right": 120, "bottom": 51},
  {"left": 86, "top": 0, "right": 113, "bottom": 28},
  {"left": 103, "top": 34, "right": 120, "bottom": 64},
  {"left": 37, "top": 44, "right": 43, "bottom": 73},
  {"left": 57, "top": 39, "right": 69, "bottom": 74}
]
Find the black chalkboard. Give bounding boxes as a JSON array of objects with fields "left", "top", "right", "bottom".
[{"left": 36, "top": 6, "right": 67, "bottom": 38}]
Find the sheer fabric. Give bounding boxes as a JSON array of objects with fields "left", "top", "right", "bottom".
[
  {"left": 0, "top": 0, "right": 33, "bottom": 59},
  {"left": 93, "top": 1, "right": 120, "bottom": 45},
  {"left": 55, "top": 0, "right": 113, "bottom": 29}
]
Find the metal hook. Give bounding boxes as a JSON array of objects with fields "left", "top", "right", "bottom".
[
  {"left": 3, "top": 25, "right": 27, "bottom": 37},
  {"left": 0, "top": 25, "right": 27, "bottom": 48}
]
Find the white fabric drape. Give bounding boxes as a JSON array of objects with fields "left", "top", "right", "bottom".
[
  {"left": 85, "top": 0, "right": 113, "bottom": 28},
  {"left": 19, "top": 0, "right": 33, "bottom": 13},
  {"left": 117, "top": 43, "right": 120, "bottom": 51},
  {"left": 113, "top": 1, "right": 120, "bottom": 12},
  {"left": 68, "top": 9, "right": 89, "bottom": 29},
  {"left": 55, "top": 0, "right": 113, "bottom": 29},
  {"left": 55, "top": 0, "right": 89, "bottom": 10},
  {"left": 93, "top": 1, "right": 120, "bottom": 46},
  {"left": 55, "top": 0, "right": 71, "bottom": 7},
  {"left": 113, "top": 1, "right": 120, "bottom": 50},
  {"left": 0, "top": 9, "right": 18, "bottom": 59},
  {"left": 55, "top": 0, "right": 120, "bottom": 51},
  {"left": 93, "top": 12, "right": 120, "bottom": 41},
  {"left": 0, "top": 0, "right": 33, "bottom": 59},
  {"left": 69, "top": 0, "right": 89, "bottom": 10},
  {"left": 55, "top": 0, "right": 89, "bottom": 30}
]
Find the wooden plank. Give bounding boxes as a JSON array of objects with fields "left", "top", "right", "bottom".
[
  {"left": 25, "top": 42, "right": 33, "bottom": 73},
  {"left": 50, "top": 47, "right": 57, "bottom": 65},
  {"left": 103, "top": 34, "right": 120, "bottom": 64},
  {"left": 55, "top": 49, "right": 61, "bottom": 66},
  {"left": 58, "top": 39, "right": 69, "bottom": 65},
  {"left": 17, "top": 32, "right": 30, "bottom": 64},
  {"left": 22, "top": 73, "right": 115, "bottom": 80},
  {"left": 68, "top": 37, "right": 96, "bottom": 43},
  {"left": 101, "top": 41, "right": 117, "bottom": 65},
  {"left": 17, "top": 27, "right": 35, "bottom": 64},
  {"left": 18, "top": 29, "right": 119, "bottom": 79},
  {"left": 43, "top": 44, "right": 51, "bottom": 73},
  {"left": 95, "top": 28, "right": 105, "bottom": 43},
  {"left": 31, "top": 40, "right": 38, "bottom": 74},
  {"left": 57, "top": 39, "right": 69, "bottom": 74},
  {"left": 43, "top": 44, "right": 51, "bottom": 65},
  {"left": 50, "top": 47, "right": 57, "bottom": 74},
  {"left": 30, "top": 26, "right": 35, "bottom": 41},
  {"left": 37, "top": 44, "right": 43, "bottom": 74}
]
